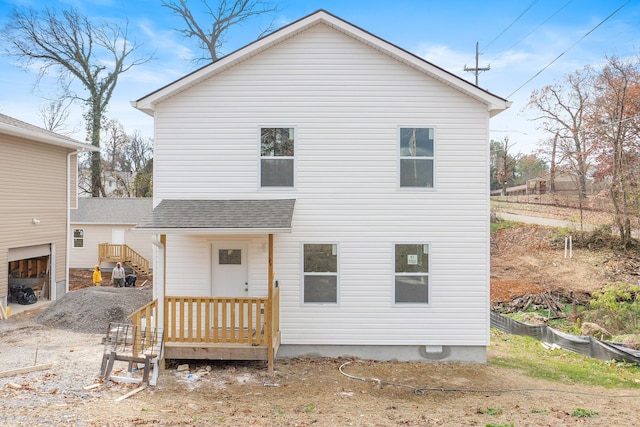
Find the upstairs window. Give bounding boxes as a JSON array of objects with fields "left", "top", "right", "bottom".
[
  {"left": 303, "top": 243, "right": 338, "bottom": 304},
  {"left": 73, "top": 228, "right": 84, "bottom": 248},
  {"left": 261, "top": 127, "right": 294, "bottom": 187},
  {"left": 400, "top": 128, "right": 434, "bottom": 188},
  {"left": 394, "top": 243, "right": 429, "bottom": 304}
]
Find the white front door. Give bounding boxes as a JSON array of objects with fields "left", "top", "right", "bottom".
[
  {"left": 212, "top": 242, "right": 248, "bottom": 297},
  {"left": 112, "top": 228, "right": 125, "bottom": 244}
]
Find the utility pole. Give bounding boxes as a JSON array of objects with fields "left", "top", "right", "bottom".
[{"left": 464, "top": 42, "right": 490, "bottom": 86}]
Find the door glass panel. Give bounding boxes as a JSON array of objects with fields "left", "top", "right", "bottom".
[{"left": 219, "top": 249, "right": 241, "bottom": 265}]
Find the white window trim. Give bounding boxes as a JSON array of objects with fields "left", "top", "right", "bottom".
[
  {"left": 392, "top": 242, "right": 431, "bottom": 306},
  {"left": 397, "top": 126, "right": 436, "bottom": 191},
  {"left": 258, "top": 125, "right": 297, "bottom": 190},
  {"left": 73, "top": 228, "right": 85, "bottom": 249},
  {"left": 301, "top": 242, "right": 339, "bottom": 306}
]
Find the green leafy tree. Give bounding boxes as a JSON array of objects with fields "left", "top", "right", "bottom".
[
  {"left": 514, "top": 153, "right": 548, "bottom": 185},
  {"left": 588, "top": 282, "right": 640, "bottom": 333},
  {"left": 134, "top": 158, "right": 153, "bottom": 198},
  {"left": 490, "top": 137, "right": 518, "bottom": 192}
]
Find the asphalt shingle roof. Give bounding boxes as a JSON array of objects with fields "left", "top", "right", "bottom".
[
  {"left": 70, "top": 198, "right": 153, "bottom": 224},
  {"left": 0, "top": 113, "right": 93, "bottom": 149},
  {"left": 136, "top": 199, "right": 296, "bottom": 230}
]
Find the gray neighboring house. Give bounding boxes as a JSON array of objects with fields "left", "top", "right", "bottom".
[{"left": 69, "top": 198, "right": 153, "bottom": 273}]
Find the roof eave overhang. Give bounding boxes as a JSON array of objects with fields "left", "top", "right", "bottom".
[
  {"left": 0, "top": 122, "right": 98, "bottom": 152},
  {"left": 490, "top": 100, "right": 513, "bottom": 117},
  {"left": 132, "top": 227, "right": 292, "bottom": 235}
]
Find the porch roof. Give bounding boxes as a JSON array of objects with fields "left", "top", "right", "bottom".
[{"left": 134, "top": 199, "right": 295, "bottom": 234}]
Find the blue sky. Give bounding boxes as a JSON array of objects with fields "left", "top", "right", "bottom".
[{"left": 0, "top": 0, "right": 638, "bottom": 154}]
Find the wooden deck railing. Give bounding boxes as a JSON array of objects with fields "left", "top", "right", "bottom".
[
  {"left": 128, "top": 299, "right": 159, "bottom": 332},
  {"left": 164, "top": 296, "right": 271, "bottom": 345},
  {"left": 98, "top": 243, "right": 150, "bottom": 275},
  {"left": 127, "top": 299, "right": 159, "bottom": 355},
  {"left": 128, "top": 288, "right": 280, "bottom": 369}
]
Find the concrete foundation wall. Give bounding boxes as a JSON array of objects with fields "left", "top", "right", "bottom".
[{"left": 276, "top": 345, "right": 486, "bottom": 363}]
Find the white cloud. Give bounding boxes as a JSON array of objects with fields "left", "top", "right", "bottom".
[{"left": 414, "top": 43, "right": 469, "bottom": 77}]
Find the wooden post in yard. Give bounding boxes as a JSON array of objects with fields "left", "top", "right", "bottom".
[{"left": 267, "top": 233, "right": 274, "bottom": 373}]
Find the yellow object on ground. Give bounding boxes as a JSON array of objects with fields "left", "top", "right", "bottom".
[{"left": 93, "top": 265, "right": 103, "bottom": 287}]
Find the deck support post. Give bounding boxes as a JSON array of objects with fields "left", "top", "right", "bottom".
[{"left": 267, "top": 233, "right": 274, "bottom": 373}]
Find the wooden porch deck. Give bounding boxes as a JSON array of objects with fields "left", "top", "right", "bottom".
[
  {"left": 129, "top": 289, "right": 280, "bottom": 370},
  {"left": 162, "top": 330, "right": 281, "bottom": 360}
]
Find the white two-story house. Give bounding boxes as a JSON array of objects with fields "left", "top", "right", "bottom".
[{"left": 131, "top": 10, "right": 510, "bottom": 370}]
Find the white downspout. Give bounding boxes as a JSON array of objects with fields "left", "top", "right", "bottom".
[
  {"left": 151, "top": 235, "right": 165, "bottom": 330},
  {"left": 64, "top": 151, "right": 77, "bottom": 300}
]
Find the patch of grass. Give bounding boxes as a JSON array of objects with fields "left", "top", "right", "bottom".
[
  {"left": 303, "top": 403, "right": 315, "bottom": 413},
  {"left": 506, "top": 303, "right": 588, "bottom": 334},
  {"left": 486, "top": 423, "right": 514, "bottom": 427},
  {"left": 477, "top": 408, "right": 503, "bottom": 415},
  {"left": 530, "top": 408, "right": 548, "bottom": 414},
  {"left": 491, "top": 219, "right": 520, "bottom": 234},
  {"left": 490, "top": 329, "right": 640, "bottom": 389},
  {"left": 572, "top": 408, "right": 599, "bottom": 418}
]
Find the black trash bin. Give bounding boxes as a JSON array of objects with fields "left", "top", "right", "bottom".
[{"left": 124, "top": 275, "right": 137, "bottom": 287}]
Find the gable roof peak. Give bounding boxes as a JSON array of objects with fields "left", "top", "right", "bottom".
[{"left": 133, "top": 10, "right": 509, "bottom": 116}]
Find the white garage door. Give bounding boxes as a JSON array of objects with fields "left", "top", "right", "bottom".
[{"left": 8, "top": 244, "right": 51, "bottom": 262}]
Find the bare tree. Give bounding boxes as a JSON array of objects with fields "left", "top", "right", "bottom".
[
  {"left": 38, "top": 99, "right": 72, "bottom": 133},
  {"left": 102, "top": 119, "right": 129, "bottom": 172},
  {"left": 527, "top": 68, "right": 596, "bottom": 200},
  {"left": 124, "top": 130, "right": 154, "bottom": 173},
  {"left": 162, "top": 0, "right": 279, "bottom": 62},
  {"left": 591, "top": 56, "right": 640, "bottom": 247},
  {"left": 98, "top": 120, "right": 153, "bottom": 197},
  {"left": 1, "top": 7, "right": 152, "bottom": 197}
]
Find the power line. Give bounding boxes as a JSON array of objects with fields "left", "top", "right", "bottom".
[
  {"left": 488, "top": 0, "right": 574, "bottom": 65},
  {"left": 481, "top": 0, "right": 540, "bottom": 54},
  {"left": 507, "top": 1, "right": 631, "bottom": 99}
]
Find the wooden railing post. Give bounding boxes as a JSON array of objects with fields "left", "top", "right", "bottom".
[{"left": 267, "top": 233, "right": 274, "bottom": 373}]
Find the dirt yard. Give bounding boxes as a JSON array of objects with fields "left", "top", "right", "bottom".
[
  {"left": 490, "top": 202, "right": 640, "bottom": 304},
  {"left": 2, "top": 312, "right": 640, "bottom": 427},
  {"left": 2, "top": 209, "right": 640, "bottom": 426}
]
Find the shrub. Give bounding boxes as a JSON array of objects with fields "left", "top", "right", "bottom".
[{"left": 586, "top": 282, "right": 640, "bottom": 334}]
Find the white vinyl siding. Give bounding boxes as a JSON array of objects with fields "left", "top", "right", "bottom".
[
  {"left": 164, "top": 235, "right": 268, "bottom": 297},
  {"left": 68, "top": 225, "right": 154, "bottom": 269},
  {"left": 154, "top": 23, "right": 493, "bottom": 347}
]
